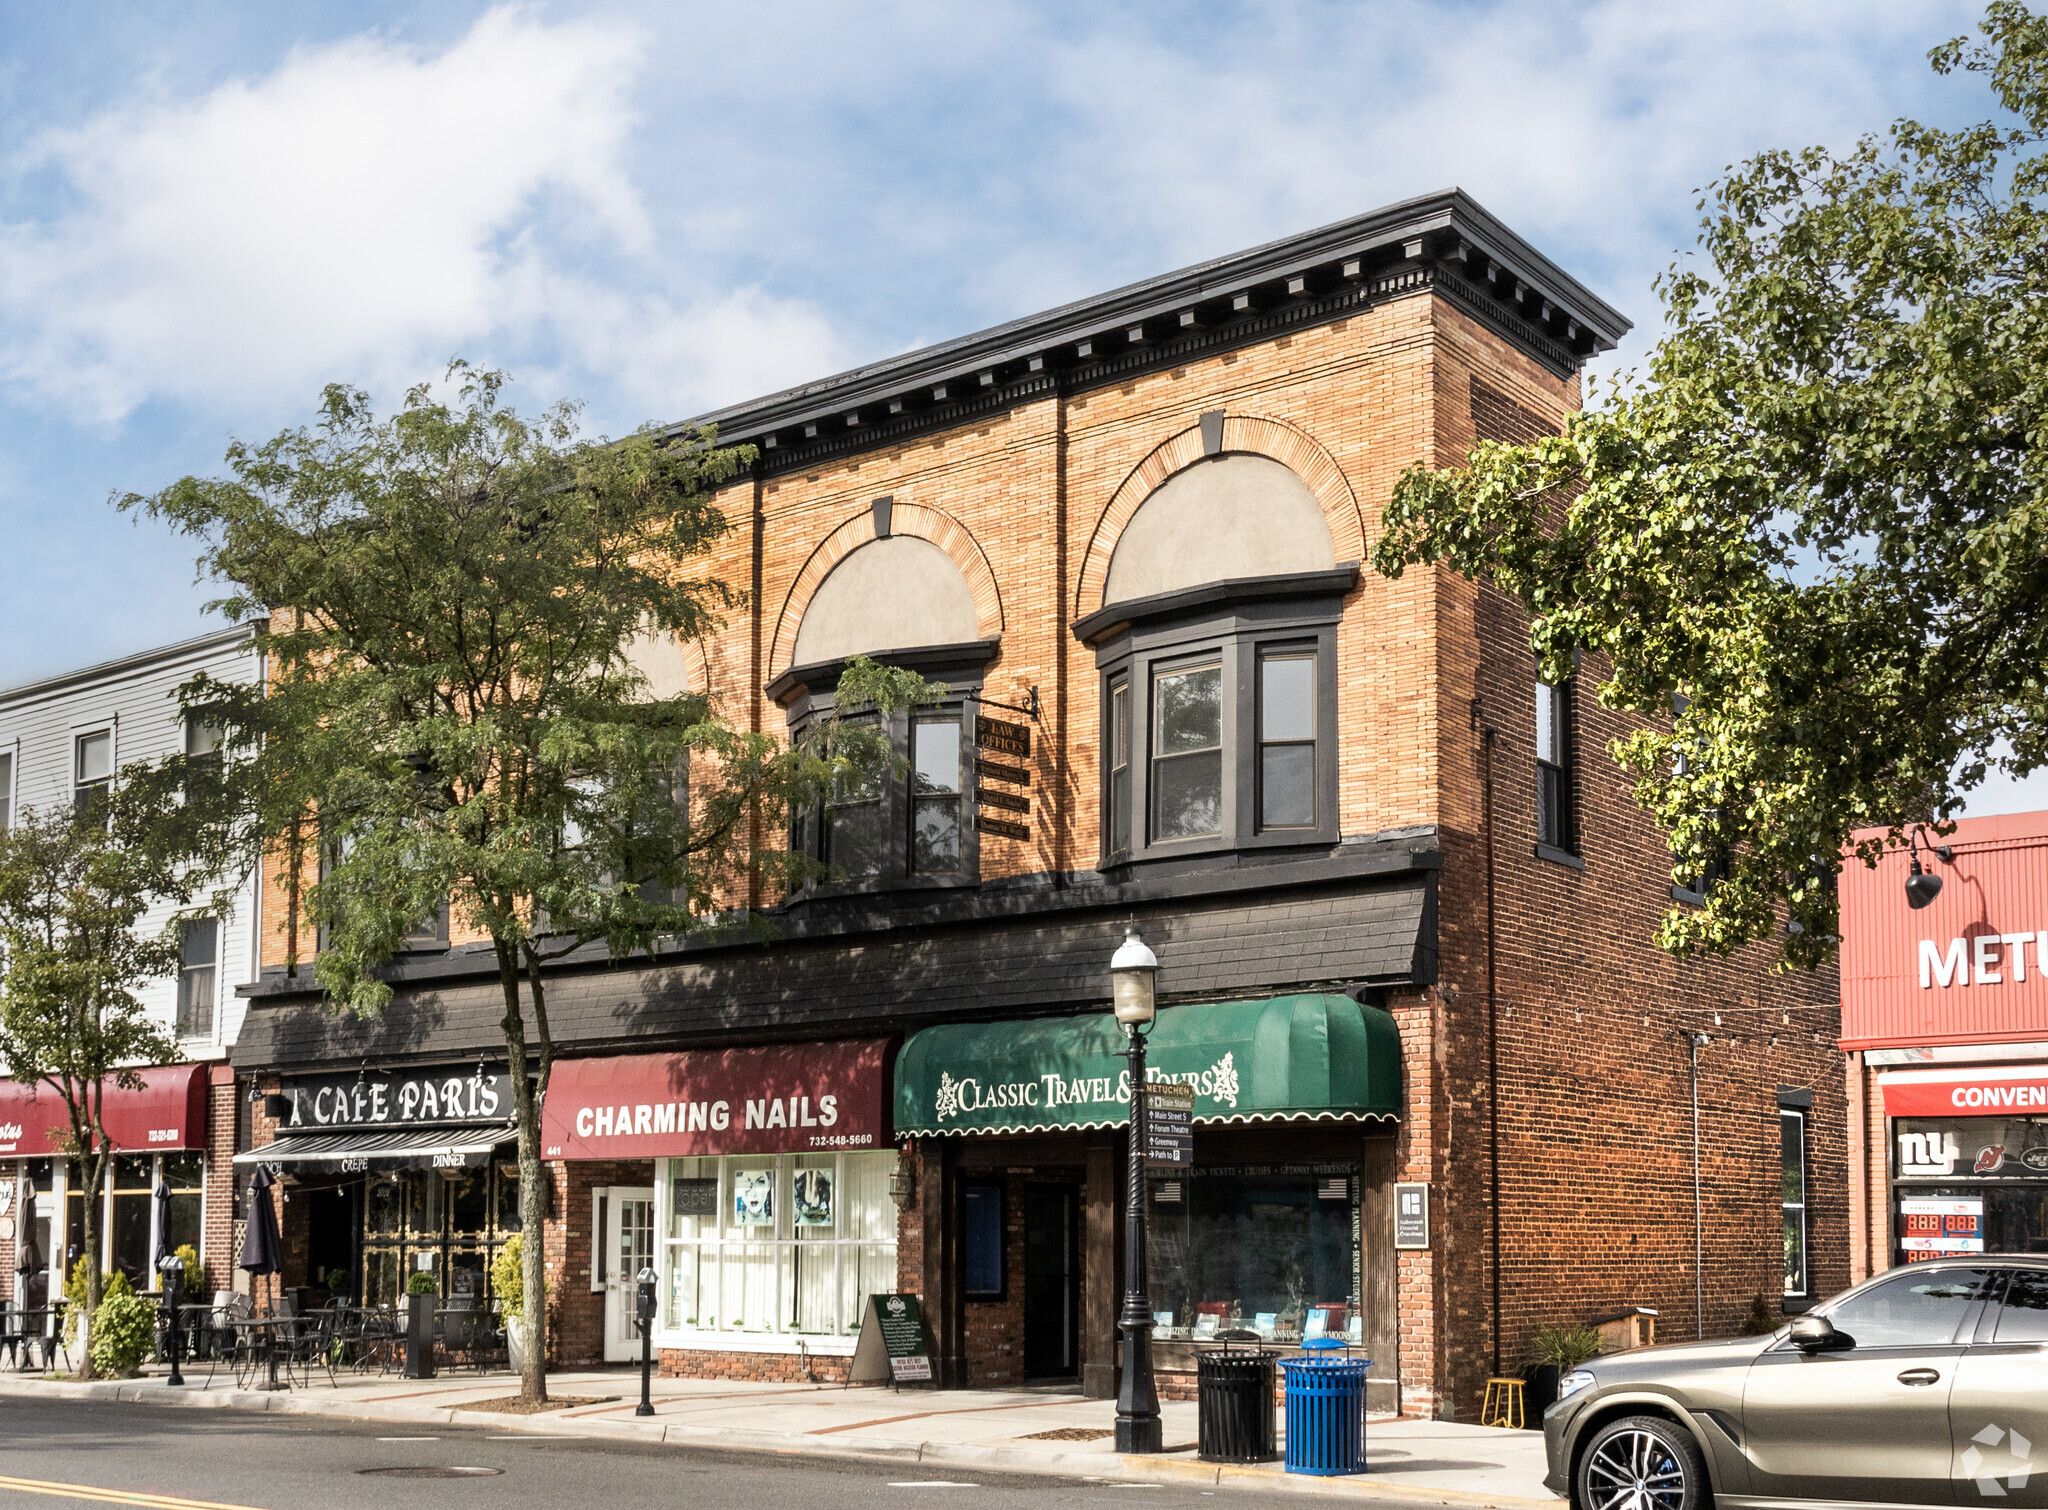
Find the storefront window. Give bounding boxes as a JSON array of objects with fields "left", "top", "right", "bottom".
[
  {"left": 1147, "top": 1162, "right": 1361, "bottom": 1344},
  {"left": 163, "top": 1153, "right": 204, "bottom": 1260},
  {"left": 658, "top": 1150, "right": 896, "bottom": 1339},
  {"left": 360, "top": 1167, "right": 516, "bottom": 1306},
  {"left": 1894, "top": 1114, "right": 2048, "bottom": 1263}
]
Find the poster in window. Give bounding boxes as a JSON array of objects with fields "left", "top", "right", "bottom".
[
  {"left": 793, "top": 1167, "right": 834, "bottom": 1227},
  {"left": 732, "top": 1168, "right": 774, "bottom": 1226}
]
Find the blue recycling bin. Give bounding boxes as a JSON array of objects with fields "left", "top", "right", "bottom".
[{"left": 1280, "top": 1339, "right": 1371, "bottom": 1476}]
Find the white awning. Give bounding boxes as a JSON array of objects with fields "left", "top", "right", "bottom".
[{"left": 233, "top": 1126, "right": 513, "bottom": 1173}]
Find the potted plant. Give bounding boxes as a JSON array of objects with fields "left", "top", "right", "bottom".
[
  {"left": 490, "top": 1235, "right": 546, "bottom": 1373},
  {"left": 403, "top": 1270, "right": 439, "bottom": 1379},
  {"left": 1522, "top": 1323, "right": 1603, "bottom": 1417}
]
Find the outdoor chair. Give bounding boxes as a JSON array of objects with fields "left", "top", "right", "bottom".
[
  {"left": 438, "top": 1307, "right": 488, "bottom": 1375},
  {"left": 284, "top": 1306, "right": 338, "bottom": 1388}
]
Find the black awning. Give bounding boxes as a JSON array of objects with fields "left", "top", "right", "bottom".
[{"left": 233, "top": 1126, "right": 513, "bottom": 1174}]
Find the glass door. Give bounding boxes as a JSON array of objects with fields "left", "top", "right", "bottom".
[{"left": 602, "top": 1187, "right": 655, "bottom": 1362}]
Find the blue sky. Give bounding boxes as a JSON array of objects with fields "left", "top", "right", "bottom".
[{"left": 3, "top": 0, "right": 2039, "bottom": 813}]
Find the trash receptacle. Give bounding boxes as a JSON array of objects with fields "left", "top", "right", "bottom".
[
  {"left": 1281, "top": 1339, "right": 1371, "bottom": 1476},
  {"left": 1197, "top": 1342, "right": 1278, "bottom": 1463}
]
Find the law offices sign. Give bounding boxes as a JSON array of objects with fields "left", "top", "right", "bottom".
[{"left": 1840, "top": 812, "right": 2048, "bottom": 1052}]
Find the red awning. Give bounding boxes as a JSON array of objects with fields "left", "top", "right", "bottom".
[
  {"left": 0, "top": 1064, "right": 210, "bottom": 1156},
  {"left": 1881, "top": 1066, "right": 2048, "bottom": 1118},
  {"left": 542, "top": 1040, "right": 892, "bottom": 1160}
]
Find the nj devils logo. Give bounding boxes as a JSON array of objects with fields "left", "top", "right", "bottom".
[{"left": 1976, "top": 1145, "right": 2008, "bottom": 1174}]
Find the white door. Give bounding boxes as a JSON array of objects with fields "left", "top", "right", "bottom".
[{"left": 599, "top": 1187, "right": 656, "bottom": 1363}]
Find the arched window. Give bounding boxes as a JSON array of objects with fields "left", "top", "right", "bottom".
[
  {"left": 1079, "top": 455, "right": 1352, "bottom": 870},
  {"left": 775, "top": 536, "right": 996, "bottom": 896}
]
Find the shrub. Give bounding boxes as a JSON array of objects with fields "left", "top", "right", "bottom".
[
  {"left": 1744, "top": 1293, "right": 1779, "bottom": 1335},
  {"left": 1523, "top": 1322, "right": 1604, "bottom": 1373},
  {"left": 63, "top": 1256, "right": 92, "bottom": 1345},
  {"left": 405, "top": 1270, "right": 439, "bottom": 1297},
  {"left": 173, "top": 1244, "right": 201, "bottom": 1283},
  {"left": 490, "top": 1234, "right": 550, "bottom": 1320},
  {"left": 90, "top": 1283, "right": 158, "bottom": 1376}
]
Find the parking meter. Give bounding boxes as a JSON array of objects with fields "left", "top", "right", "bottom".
[
  {"left": 156, "top": 1253, "right": 186, "bottom": 1387},
  {"left": 635, "top": 1266, "right": 658, "bottom": 1417}
]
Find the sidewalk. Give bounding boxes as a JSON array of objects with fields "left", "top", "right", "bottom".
[{"left": 0, "top": 1364, "right": 1559, "bottom": 1505}]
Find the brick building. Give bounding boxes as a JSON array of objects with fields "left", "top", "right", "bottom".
[{"left": 227, "top": 190, "right": 1844, "bottom": 1418}]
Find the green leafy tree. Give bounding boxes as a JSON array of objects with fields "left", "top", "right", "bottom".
[
  {"left": 1374, "top": 3, "right": 2048, "bottom": 968},
  {"left": 126, "top": 365, "right": 927, "bottom": 1402},
  {"left": 0, "top": 806, "right": 185, "bottom": 1377}
]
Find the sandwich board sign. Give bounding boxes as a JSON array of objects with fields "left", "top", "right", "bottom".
[{"left": 849, "top": 1292, "right": 932, "bottom": 1387}]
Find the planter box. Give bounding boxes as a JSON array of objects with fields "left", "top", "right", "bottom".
[{"left": 1523, "top": 1363, "right": 1560, "bottom": 1419}]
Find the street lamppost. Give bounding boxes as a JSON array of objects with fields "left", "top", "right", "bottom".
[{"left": 1111, "top": 925, "right": 1162, "bottom": 1455}]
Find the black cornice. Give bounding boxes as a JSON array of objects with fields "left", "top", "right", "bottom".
[{"left": 665, "top": 189, "right": 1629, "bottom": 476}]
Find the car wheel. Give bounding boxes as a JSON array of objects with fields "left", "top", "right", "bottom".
[{"left": 1576, "top": 1414, "right": 1708, "bottom": 1510}]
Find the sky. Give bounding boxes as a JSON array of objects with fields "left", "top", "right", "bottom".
[{"left": 1, "top": 0, "right": 2041, "bottom": 815}]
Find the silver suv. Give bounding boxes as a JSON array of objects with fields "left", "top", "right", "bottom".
[{"left": 1543, "top": 1258, "right": 2048, "bottom": 1510}]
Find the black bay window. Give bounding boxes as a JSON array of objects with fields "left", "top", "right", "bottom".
[
  {"left": 773, "top": 643, "right": 993, "bottom": 897},
  {"left": 1078, "top": 569, "right": 1351, "bottom": 870}
]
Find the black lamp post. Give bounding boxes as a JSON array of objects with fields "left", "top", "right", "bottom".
[
  {"left": 156, "top": 1253, "right": 186, "bottom": 1387},
  {"left": 635, "top": 1265, "right": 659, "bottom": 1417},
  {"left": 1111, "top": 925, "right": 1162, "bottom": 1455}
]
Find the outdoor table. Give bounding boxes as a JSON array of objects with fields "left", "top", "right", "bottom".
[{"left": 226, "top": 1316, "right": 295, "bottom": 1391}]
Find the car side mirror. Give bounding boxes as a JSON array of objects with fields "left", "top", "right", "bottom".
[{"left": 1788, "top": 1314, "right": 1853, "bottom": 1353}]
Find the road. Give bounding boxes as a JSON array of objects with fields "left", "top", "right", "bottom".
[{"left": 0, "top": 1398, "right": 1380, "bottom": 1510}]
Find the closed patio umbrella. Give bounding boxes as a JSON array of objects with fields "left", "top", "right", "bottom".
[
  {"left": 13, "top": 1185, "right": 39, "bottom": 1278},
  {"left": 240, "top": 1167, "right": 283, "bottom": 1313}
]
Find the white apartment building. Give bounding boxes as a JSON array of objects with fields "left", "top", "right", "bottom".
[{"left": 0, "top": 624, "right": 263, "bottom": 1304}]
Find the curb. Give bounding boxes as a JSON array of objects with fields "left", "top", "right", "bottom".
[{"left": 0, "top": 1376, "right": 1559, "bottom": 1505}]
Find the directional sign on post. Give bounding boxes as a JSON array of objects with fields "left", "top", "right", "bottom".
[{"left": 1144, "top": 1082, "right": 1194, "bottom": 1167}]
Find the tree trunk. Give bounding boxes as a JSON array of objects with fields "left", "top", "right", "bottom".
[
  {"left": 495, "top": 939, "right": 549, "bottom": 1405},
  {"left": 77, "top": 1150, "right": 104, "bottom": 1380}
]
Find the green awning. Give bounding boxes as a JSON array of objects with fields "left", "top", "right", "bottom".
[{"left": 894, "top": 993, "right": 1399, "bottom": 1136}]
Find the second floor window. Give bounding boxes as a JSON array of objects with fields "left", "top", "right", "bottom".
[
  {"left": 1151, "top": 659, "right": 1223, "bottom": 841},
  {"left": 75, "top": 730, "right": 112, "bottom": 819},
  {"left": 177, "top": 918, "right": 217, "bottom": 1039},
  {"left": 1535, "top": 678, "right": 1574, "bottom": 853},
  {"left": 1258, "top": 653, "right": 1316, "bottom": 830},
  {"left": 909, "top": 714, "right": 964, "bottom": 874},
  {"left": 0, "top": 750, "right": 11, "bottom": 833}
]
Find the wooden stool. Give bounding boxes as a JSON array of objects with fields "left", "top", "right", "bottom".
[{"left": 1481, "top": 1376, "right": 1526, "bottom": 1429}]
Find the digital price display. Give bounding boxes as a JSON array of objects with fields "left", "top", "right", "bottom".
[{"left": 1899, "top": 1197, "right": 1984, "bottom": 1260}]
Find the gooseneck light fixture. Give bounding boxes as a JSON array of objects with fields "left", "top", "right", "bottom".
[
  {"left": 1905, "top": 826, "right": 1956, "bottom": 910},
  {"left": 1110, "top": 925, "right": 1162, "bottom": 1454}
]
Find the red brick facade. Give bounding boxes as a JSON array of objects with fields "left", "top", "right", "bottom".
[{"left": 226, "top": 204, "right": 1843, "bottom": 1421}]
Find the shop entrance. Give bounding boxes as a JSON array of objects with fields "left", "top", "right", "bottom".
[
  {"left": 305, "top": 1181, "right": 361, "bottom": 1301},
  {"left": 1022, "top": 1184, "right": 1079, "bottom": 1380},
  {"left": 597, "top": 1186, "right": 656, "bottom": 1363}
]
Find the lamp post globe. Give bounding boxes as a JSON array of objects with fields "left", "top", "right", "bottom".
[
  {"left": 1111, "top": 927, "right": 1158, "bottom": 1028},
  {"left": 1111, "top": 925, "right": 1163, "bottom": 1454}
]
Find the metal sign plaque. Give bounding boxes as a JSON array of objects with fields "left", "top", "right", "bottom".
[
  {"left": 1395, "top": 1181, "right": 1431, "bottom": 1249},
  {"left": 976, "top": 716, "right": 1031, "bottom": 761},
  {"left": 1144, "top": 1083, "right": 1194, "bottom": 1167},
  {"left": 976, "top": 813, "right": 1030, "bottom": 842}
]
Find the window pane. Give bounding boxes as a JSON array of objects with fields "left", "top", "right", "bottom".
[
  {"left": 1783, "top": 1209, "right": 1806, "bottom": 1296},
  {"left": 1153, "top": 751, "right": 1223, "bottom": 841},
  {"left": 1535, "top": 682, "right": 1560, "bottom": 765},
  {"left": 1154, "top": 665, "right": 1222, "bottom": 755},
  {"left": 827, "top": 800, "right": 887, "bottom": 879},
  {"left": 77, "top": 732, "right": 112, "bottom": 783},
  {"left": 1824, "top": 1268, "right": 1997, "bottom": 1347},
  {"left": 1111, "top": 682, "right": 1130, "bottom": 768},
  {"left": 0, "top": 751, "right": 12, "bottom": 832},
  {"left": 1996, "top": 1270, "right": 2048, "bottom": 1342},
  {"left": 1781, "top": 1114, "right": 1806, "bottom": 1205},
  {"left": 912, "top": 718, "right": 960, "bottom": 794},
  {"left": 179, "top": 965, "right": 216, "bottom": 1037},
  {"left": 167, "top": 1192, "right": 202, "bottom": 1257},
  {"left": 1111, "top": 767, "right": 1131, "bottom": 853},
  {"left": 182, "top": 918, "right": 218, "bottom": 969},
  {"left": 1261, "top": 656, "right": 1315, "bottom": 742},
  {"left": 185, "top": 717, "right": 224, "bottom": 757},
  {"left": 964, "top": 1183, "right": 1003, "bottom": 1296},
  {"left": 1261, "top": 745, "right": 1315, "bottom": 829},
  {"left": 1537, "top": 765, "right": 1565, "bottom": 848},
  {"left": 911, "top": 797, "right": 960, "bottom": 874}
]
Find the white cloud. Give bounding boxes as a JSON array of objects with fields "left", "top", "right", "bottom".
[{"left": 0, "top": 5, "right": 844, "bottom": 428}]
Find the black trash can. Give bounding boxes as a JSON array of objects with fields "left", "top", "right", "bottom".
[{"left": 1197, "top": 1343, "right": 1279, "bottom": 1463}]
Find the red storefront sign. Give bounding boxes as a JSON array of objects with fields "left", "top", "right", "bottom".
[
  {"left": 541, "top": 1040, "right": 892, "bottom": 1159},
  {"left": 0, "top": 1064, "right": 209, "bottom": 1155},
  {"left": 1840, "top": 812, "right": 2048, "bottom": 1051},
  {"left": 1881, "top": 1067, "right": 2048, "bottom": 1118}
]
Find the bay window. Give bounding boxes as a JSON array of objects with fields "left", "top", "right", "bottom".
[{"left": 1079, "top": 571, "right": 1349, "bottom": 869}]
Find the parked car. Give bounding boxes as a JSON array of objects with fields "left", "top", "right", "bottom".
[{"left": 1543, "top": 1257, "right": 2048, "bottom": 1510}]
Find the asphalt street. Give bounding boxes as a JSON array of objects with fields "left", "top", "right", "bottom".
[{"left": 0, "top": 1398, "right": 1389, "bottom": 1510}]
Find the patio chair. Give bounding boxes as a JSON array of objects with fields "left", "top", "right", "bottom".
[
  {"left": 285, "top": 1306, "right": 338, "bottom": 1388},
  {"left": 438, "top": 1307, "right": 486, "bottom": 1375}
]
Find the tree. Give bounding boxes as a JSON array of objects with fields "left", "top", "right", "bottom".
[
  {"left": 1373, "top": 3, "right": 2048, "bottom": 969},
  {"left": 126, "top": 365, "right": 925, "bottom": 1401},
  {"left": 0, "top": 805, "right": 184, "bottom": 1378}
]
